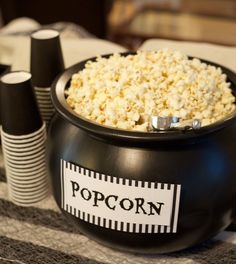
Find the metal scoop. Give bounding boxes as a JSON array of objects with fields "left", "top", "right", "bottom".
[{"left": 150, "top": 116, "right": 201, "bottom": 131}]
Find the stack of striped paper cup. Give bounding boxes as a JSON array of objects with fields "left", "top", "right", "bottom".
[
  {"left": 1, "top": 124, "right": 47, "bottom": 205},
  {"left": 0, "top": 71, "right": 48, "bottom": 206},
  {"left": 30, "top": 29, "right": 64, "bottom": 126},
  {"left": 34, "top": 87, "right": 54, "bottom": 125}
]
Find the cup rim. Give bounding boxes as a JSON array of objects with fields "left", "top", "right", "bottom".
[
  {"left": 7, "top": 173, "right": 47, "bottom": 182},
  {"left": 31, "top": 29, "right": 59, "bottom": 40},
  {"left": 9, "top": 190, "right": 48, "bottom": 202},
  {"left": 4, "top": 154, "right": 45, "bottom": 165},
  {"left": 2, "top": 139, "right": 45, "bottom": 152},
  {"left": 2, "top": 136, "right": 46, "bottom": 149},
  {"left": 51, "top": 52, "right": 236, "bottom": 142},
  {"left": 6, "top": 172, "right": 46, "bottom": 180},
  {"left": 1, "top": 71, "right": 31, "bottom": 85},
  {"left": 39, "top": 111, "right": 54, "bottom": 116},
  {"left": 38, "top": 106, "right": 54, "bottom": 111},
  {"left": 37, "top": 99, "right": 52, "bottom": 104},
  {"left": 35, "top": 92, "right": 51, "bottom": 96},
  {"left": 5, "top": 159, "right": 45, "bottom": 169},
  {"left": 8, "top": 175, "right": 47, "bottom": 182},
  {"left": 5, "top": 163, "right": 46, "bottom": 174},
  {"left": 36, "top": 96, "right": 53, "bottom": 102},
  {"left": 35, "top": 86, "right": 51, "bottom": 92},
  {"left": 8, "top": 180, "right": 48, "bottom": 191},
  {"left": 4, "top": 149, "right": 46, "bottom": 162},
  {"left": 10, "top": 197, "right": 46, "bottom": 206},
  {"left": 8, "top": 174, "right": 47, "bottom": 184},
  {"left": 9, "top": 182, "right": 48, "bottom": 193},
  {"left": 1, "top": 128, "right": 46, "bottom": 144},
  {"left": 2, "top": 144, "right": 45, "bottom": 156},
  {"left": 37, "top": 97, "right": 52, "bottom": 103},
  {"left": 1, "top": 122, "right": 46, "bottom": 139},
  {"left": 9, "top": 190, "right": 48, "bottom": 199},
  {"left": 2, "top": 134, "right": 45, "bottom": 146}
]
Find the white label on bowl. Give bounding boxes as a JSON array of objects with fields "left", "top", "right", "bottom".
[{"left": 61, "top": 159, "right": 181, "bottom": 233}]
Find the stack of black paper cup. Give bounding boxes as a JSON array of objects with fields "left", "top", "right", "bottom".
[
  {"left": 0, "top": 71, "right": 48, "bottom": 206},
  {"left": 30, "top": 29, "right": 64, "bottom": 126}
]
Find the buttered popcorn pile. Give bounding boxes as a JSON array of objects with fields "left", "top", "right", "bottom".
[{"left": 66, "top": 50, "right": 235, "bottom": 132}]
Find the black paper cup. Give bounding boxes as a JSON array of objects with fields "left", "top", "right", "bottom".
[
  {"left": 1, "top": 123, "right": 46, "bottom": 140},
  {"left": 7, "top": 176, "right": 46, "bottom": 185},
  {"left": 2, "top": 144, "right": 45, "bottom": 156},
  {"left": 30, "top": 30, "right": 64, "bottom": 125},
  {"left": 40, "top": 112, "right": 54, "bottom": 120},
  {"left": 34, "top": 87, "right": 52, "bottom": 92},
  {"left": 5, "top": 160, "right": 45, "bottom": 172},
  {"left": 9, "top": 185, "right": 47, "bottom": 194},
  {"left": 9, "top": 189, "right": 48, "bottom": 205},
  {"left": 10, "top": 193, "right": 48, "bottom": 206},
  {"left": 10, "top": 184, "right": 48, "bottom": 195},
  {"left": 30, "top": 29, "right": 64, "bottom": 87},
  {"left": 6, "top": 159, "right": 45, "bottom": 169},
  {"left": 37, "top": 103, "right": 53, "bottom": 109},
  {"left": 2, "top": 133, "right": 46, "bottom": 147},
  {"left": 0, "top": 64, "right": 11, "bottom": 129},
  {"left": 38, "top": 106, "right": 54, "bottom": 113},
  {"left": 2, "top": 130, "right": 45, "bottom": 143},
  {"left": 0, "top": 64, "right": 11, "bottom": 76},
  {"left": 8, "top": 175, "right": 47, "bottom": 187},
  {"left": 7, "top": 176, "right": 46, "bottom": 184},
  {"left": 9, "top": 186, "right": 48, "bottom": 197},
  {"left": 36, "top": 99, "right": 54, "bottom": 106},
  {"left": 2, "top": 136, "right": 46, "bottom": 149},
  {"left": 8, "top": 175, "right": 47, "bottom": 184},
  {"left": 36, "top": 97, "right": 52, "bottom": 102},
  {"left": 9, "top": 184, "right": 47, "bottom": 196},
  {"left": 3, "top": 149, "right": 45, "bottom": 162},
  {"left": 8, "top": 173, "right": 47, "bottom": 184},
  {"left": 6, "top": 166, "right": 46, "bottom": 177},
  {"left": 0, "top": 71, "right": 42, "bottom": 135},
  {"left": 2, "top": 134, "right": 46, "bottom": 147},
  {"left": 1, "top": 140, "right": 46, "bottom": 152},
  {"left": 34, "top": 87, "right": 52, "bottom": 97},
  {"left": 5, "top": 153, "right": 45, "bottom": 165},
  {"left": 2, "top": 140, "right": 46, "bottom": 153}
]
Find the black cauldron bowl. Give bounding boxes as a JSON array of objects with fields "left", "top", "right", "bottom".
[{"left": 47, "top": 53, "right": 236, "bottom": 254}]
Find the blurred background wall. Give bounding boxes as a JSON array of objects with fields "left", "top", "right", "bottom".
[
  {"left": 0, "top": 0, "right": 112, "bottom": 37},
  {"left": 0, "top": 0, "right": 236, "bottom": 49},
  {"left": 107, "top": 0, "right": 236, "bottom": 48}
]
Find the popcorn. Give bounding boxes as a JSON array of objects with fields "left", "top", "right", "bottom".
[{"left": 66, "top": 50, "right": 235, "bottom": 132}]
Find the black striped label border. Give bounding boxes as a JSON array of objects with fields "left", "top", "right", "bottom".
[{"left": 61, "top": 159, "right": 181, "bottom": 234}]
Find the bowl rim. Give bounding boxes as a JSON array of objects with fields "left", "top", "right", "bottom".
[{"left": 51, "top": 52, "right": 236, "bottom": 142}]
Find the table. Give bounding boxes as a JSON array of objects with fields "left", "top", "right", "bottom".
[{"left": 0, "top": 31, "right": 235, "bottom": 263}]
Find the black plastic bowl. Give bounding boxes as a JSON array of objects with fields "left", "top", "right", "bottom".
[{"left": 47, "top": 53, "right": 236, "bottom": 253}]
